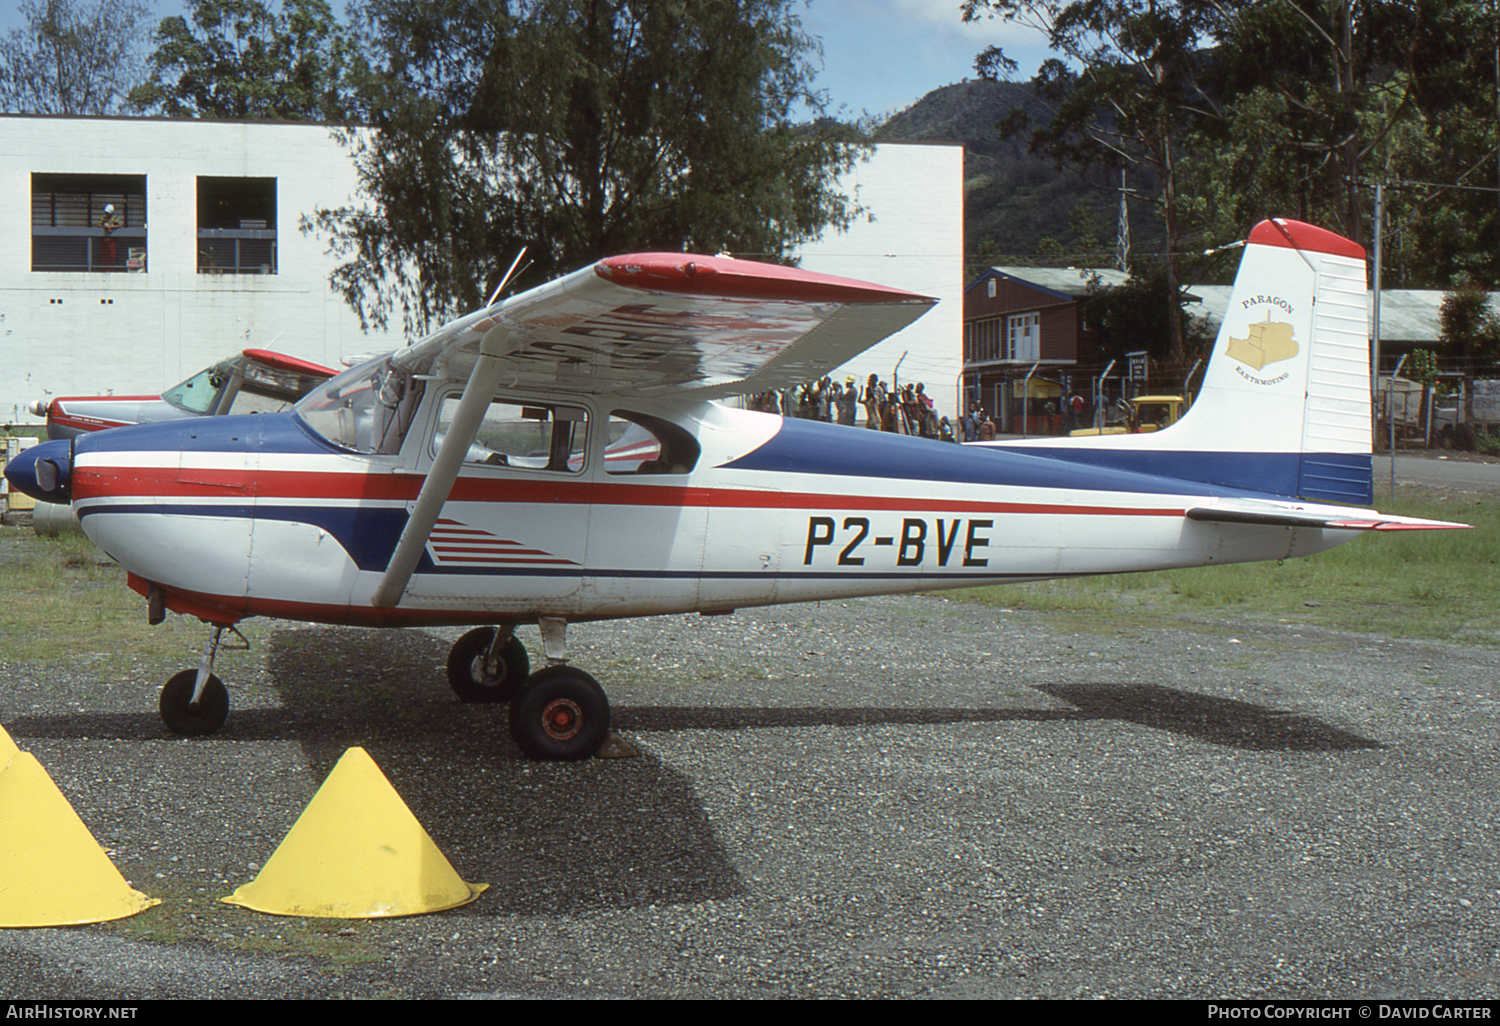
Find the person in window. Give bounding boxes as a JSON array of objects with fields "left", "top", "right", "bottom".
[{"left": 98, "top": 204, "right": 121, "bottom": 268}]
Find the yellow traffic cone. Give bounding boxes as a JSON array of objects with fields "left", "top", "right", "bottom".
[
  {"left": 0, "top": 753, "right": 158, "bottom": 927},
  {"left": 222, "top": 747, "right": 486, "bottom": 918},
  {"left": 0, "top": 724, "right": 17, "bottom": 770}
]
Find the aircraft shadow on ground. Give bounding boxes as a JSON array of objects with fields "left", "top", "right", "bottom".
[
  {"left": 6, "top": 630, "right": 1379, "bottom": 913},
  {"left": 259, "top": 626, "right": 748, "bottom": 915},
  {"left": 616, "top": 683, "right": 1380, "bottom": 751},
  {"left": 1033, "top": 681, "right": 1382, "bottom": 751}
]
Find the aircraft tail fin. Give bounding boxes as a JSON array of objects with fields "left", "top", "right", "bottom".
[
  {"left": 1171, "top": 219, "right": 1371, "bottom": 503},
  {"left": 1002, "top": 219, "right": 1373, "bottom": 504}
]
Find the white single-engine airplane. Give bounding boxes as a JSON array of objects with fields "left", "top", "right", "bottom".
[{"left": 5, "top": 219, "right": 1467, "bottom": 760}]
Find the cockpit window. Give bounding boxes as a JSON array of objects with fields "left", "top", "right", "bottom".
[
  {"left": 165, "top": 356, "right": 330, "bottom": 417},
  {"left": 604, "top": 410, "right": 699, "bottom": 475},
  {"left": 232, "top": 359, "right": 330, "bottom": 413},
  {"left": 295, "top": 355, "right": 423, "bottom": 454},
  {"left": 161, "top": 364, "right": 224, "bottom": 414},
  {"left": 435, "top": 397, "right": 588, "bottom": 472}
]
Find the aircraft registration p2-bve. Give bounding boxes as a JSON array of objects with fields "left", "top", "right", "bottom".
[{"left": 6, "top": 218, "right": 1467, "bottom": 760}]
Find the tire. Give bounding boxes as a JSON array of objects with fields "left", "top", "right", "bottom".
[
  {"left": 447, "top": 628, "right": 530, "bottom": 703},
  {"left": 508, "top": 665, "right": 611, "bottom": 761},
  {"left": 160, "top": 669, "right": 229, "bottom": 736}
]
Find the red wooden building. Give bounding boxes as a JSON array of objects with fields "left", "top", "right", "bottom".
[{"left": 963, "top": 266, "right": 1126, "bottom": 434}]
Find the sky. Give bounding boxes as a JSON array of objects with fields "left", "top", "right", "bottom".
[
  {"left": 799, "top": 0, "right": 1052, "bottom": 121},
  {"left": 0, "top": 0, "right": 1055, "bottom": 121}
]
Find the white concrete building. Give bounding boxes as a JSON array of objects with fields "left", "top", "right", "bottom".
[
  {"left": 1, "top": 115, "right": 962, "bottom": 424},
  {"left": 798, "top": 141, "right": 965, "bottom": 419}
]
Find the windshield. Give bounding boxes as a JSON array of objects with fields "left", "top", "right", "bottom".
[
  {"left": 295, "top": 354, "right": 423, "bottom": 454},
  {"left": 161, "top": 363, "right": 229, "bottom": 414}
]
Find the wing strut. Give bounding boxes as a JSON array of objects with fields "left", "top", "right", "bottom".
[{"left": 372, "top": 324, "right": 513, "bottom": 608}]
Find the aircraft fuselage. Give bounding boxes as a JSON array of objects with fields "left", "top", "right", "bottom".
[{"left": 64, "top": 388, "right": 1354, "bottom": 630}]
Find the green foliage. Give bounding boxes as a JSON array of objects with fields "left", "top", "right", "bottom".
[
  {"left": 128, "top": 0, "right": 359, "bottom": 120},
  {"left": 1192, "top": 2, "right": 1500, "bottom": 286},
  {"left": 310, "top": 0, "right": 864, "bottom": 336},
  {"left": 1474, "top": 428, "right": 1500, "bottom": 456},
  {"left": 1037, "top": 203, "right": 1107, "bottom": 262},
  {"left": 1439, "top": 287, "right": 1500, "bottom": 362},
  {"left": 1079, "top": 258, "right": 1213, "bottom": 364},
  {"left": 950, "top": 1, "right": 1500, "bottom": 291},
  {"left": 1407, "top": 347, "right": 1439, "bottom": 388},
  {"left": 0, "top": 0, "right": 151, "bottom": 115}
]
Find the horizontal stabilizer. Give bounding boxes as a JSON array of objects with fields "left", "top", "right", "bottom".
[{"left": 1187, "top": 499, "right": 1469, "bottom": 532}]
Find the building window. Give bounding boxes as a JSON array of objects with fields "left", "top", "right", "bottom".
[
  {"left": 1008, "top": 312, "right": 1039, "bottom": 361},
  {"left": 31, "top": 173, "right": 147, "bottom": 272},
  {"left": 198, "top": 177, "right": 276, "bottom": 274},
  {"left": 965, "top": 317, "right": 1003, "bottom": 364}
]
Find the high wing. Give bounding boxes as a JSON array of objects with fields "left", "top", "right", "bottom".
[
  {"left": 389, "top": 252, "right": 937, "bottom": 397},
  {"left": 372, "top": 252, "right": 937, "bottom": 608}
]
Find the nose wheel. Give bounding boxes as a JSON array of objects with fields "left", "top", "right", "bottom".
[
  {"left": 159, "top": 669, "right": 229, "bottom": 736},
  {"left": 158, "top": 624, "right": 245, "bottom": 736}
]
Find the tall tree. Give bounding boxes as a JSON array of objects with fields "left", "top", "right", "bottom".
[
  {"left": 0, "top": 0, "right": 151, "bottom": 115},
  {"left": 1195, "top": 1, "right": 1500, "bottom": 288},
  {"left": 309, "top": 0, "right": 864, "bottom": 336},
  {"left": 962, "top": 0, "right": 1224, "bottom": 360},
  {"left": 1080, "top": 257, "right": 1215, "bottom": 365},
  {"left": 128, "top": 0, "right": 359, "bottom": 120}
]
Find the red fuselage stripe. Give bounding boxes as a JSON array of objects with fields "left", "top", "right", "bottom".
[{"left": 76, "top": 464, "right": 1186, "bottom": 519}]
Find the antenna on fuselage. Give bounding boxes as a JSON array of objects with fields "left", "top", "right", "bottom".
[{"left": 486, "top": 247, "right": 530, "bottom": 308}]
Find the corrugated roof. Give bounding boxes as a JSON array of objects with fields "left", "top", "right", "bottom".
[
  {"left": 973, "top": 267, "right": 1500, "bottom": 344},
  {"left": 1184, "top": 287, "right": 1500, "bottom": 343},
  {"left": 984, "top": 266, "right": 1130, "bottom": 300}
]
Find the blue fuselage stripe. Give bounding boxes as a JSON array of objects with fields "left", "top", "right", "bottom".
[{"left": 720, "top": 417, "right": 1372, "bottom": 502}]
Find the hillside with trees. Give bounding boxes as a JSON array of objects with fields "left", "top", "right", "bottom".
[{"left": 875, "top": 78, "right": 1128, "bottom": 275}]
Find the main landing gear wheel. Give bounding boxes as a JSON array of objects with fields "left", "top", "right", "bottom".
[
  {"left": 447, "top": 628, "right": 530, "bottom": 703},
  {"left": 159, "top": 669, "right": 229, "bottom": 736},
  {"left": 508, "top": 665, "right": 611, "bottom": 762}
]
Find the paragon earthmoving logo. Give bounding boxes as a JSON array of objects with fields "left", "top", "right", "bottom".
[{"left": 1226, "top": 298, "right": 1299, "bottom": 385}]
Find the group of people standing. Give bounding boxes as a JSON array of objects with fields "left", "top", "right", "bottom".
[{"left": 748, "top": 374, "right": 955, "bottom": 440}]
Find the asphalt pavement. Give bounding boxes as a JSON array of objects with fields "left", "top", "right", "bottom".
[
  {"left": 1374, "top": 452, "right": 1500, "bottom": 495},
  {"left": 2, "top": 579, "right": 1498, "bottom": 999}
]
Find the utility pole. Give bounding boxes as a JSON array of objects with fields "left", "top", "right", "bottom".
[
  {"left": 1372, "top": 182, "right": 1384, "bottom": 411},
  {"left": 1116, "top": 168, "right": 1132, "bottom": 272}
]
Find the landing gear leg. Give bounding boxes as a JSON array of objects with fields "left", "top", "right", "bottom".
[
  {"left": 159, "top": 625, "right": 246, "bottom": 736},
  {"left": 508, "top": 617, "right": 612, "bottom": 761}
]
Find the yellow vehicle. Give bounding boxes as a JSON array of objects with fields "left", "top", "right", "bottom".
[{"left": 1070, "top": 395, "right": 1188, "bottom": 436}]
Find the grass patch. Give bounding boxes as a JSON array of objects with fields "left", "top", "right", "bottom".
[
  {"left": 0, "top": 525, "right": 205, "bottom": 669},
  {"left": 943, "top": 490, "right": 1500, "bottom": 643},
  {"left": 108, "top": 885, "right": 381, "bottom": 966}
]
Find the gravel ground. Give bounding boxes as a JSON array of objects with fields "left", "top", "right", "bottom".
[{"left": 2, "top": 585, "right": 1499, "bottom": 999}]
